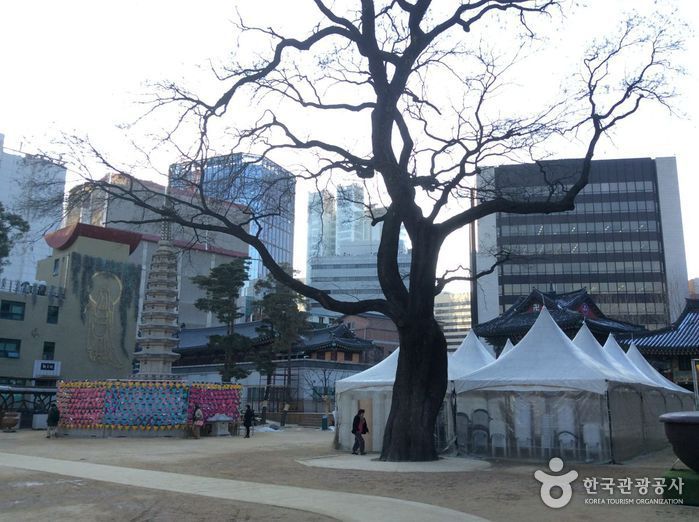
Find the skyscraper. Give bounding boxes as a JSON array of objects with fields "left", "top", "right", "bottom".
[
  {"left": 170, "top": 153, "right": 295, "bottom": 284},
  {"left": 307, "top": 189, "right": 336, "bottom": 260},
  {"left": 307, "top": 183, "right": 410, "bottom": 321},
  {"left": 476, "top": 157, "right": 688, "bottom": 330}
]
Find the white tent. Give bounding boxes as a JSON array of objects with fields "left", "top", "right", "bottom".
[
  {"left": 454, "top": 308, "right": 686, "bottom": 462},
  {"left": 335, "top": 332, "right": 496, "bottom": 453},
  {"left": 335, "top": 349, "right": 399, "bottom": 394},
  {"left": 625, "top": 343, "right": 693, "bottom": 396},
  {"left": 603, "top": 335, "right": 660, "bottom": 387},
  {"left": 456, "top": 308, "right": 613, "bottom": 394},
  {"left": 499, "top": 338, "right": 515, "bottom": 358},
  {"left": 448, "top": 331, "right": 495, "bottom": 380}
]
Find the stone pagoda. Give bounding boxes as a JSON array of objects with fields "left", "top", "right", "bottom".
[{"left": 134, "top": 214, "right": 181, "bottom": 380}]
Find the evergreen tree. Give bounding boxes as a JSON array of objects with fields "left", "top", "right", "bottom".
[{"left": 191, "top": 258, "right": 250, "bottom": 381}]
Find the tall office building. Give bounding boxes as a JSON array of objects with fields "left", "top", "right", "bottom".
[
  {"left": 170, "top": 153, "right": 295, "bottom": 284},
  {"left": 476, "top": 157, "right": 688, "bottom": 330},
  {"left": 307, "top": 183, "right": 410, "bottom": 321},
  {"left": 307, "top": 189, "right": 336, "bottom": 259},
  {"left": 170, "top": 153, "right": 295, "bottom": 318},
  {"left": 0, "top": 133, "right": 66, "bottom": 282},
  {"left": 434, "top": 292, "right": 472, "bottom": 351}
]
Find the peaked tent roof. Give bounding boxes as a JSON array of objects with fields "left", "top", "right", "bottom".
[
  {"left": 335, "top": 349, "right": 399, "bottom": 393},
  {"left": 601, "top": 334, "right": 659, "bottom": 387},
  {"left": 625, "top": 344, "right": 692, "bottom": 394},
  {"left": 448, "top": 331, "right": 495, "bottom": 380},
  {"left": 456, "top": 308, "right": 616, "bottom": 394},
  {"left": 499, "top": 339, "right": 515, "bottom": 358},
  {"left": 572, "top": 323, "right": 632, "bottom": 382},
  {"left": 620, "top": 298, "right": 699, "bottom": 355}
]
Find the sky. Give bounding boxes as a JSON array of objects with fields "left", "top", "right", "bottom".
[{"left": 1, "top": 0, "right": 698, "bottom": 280}]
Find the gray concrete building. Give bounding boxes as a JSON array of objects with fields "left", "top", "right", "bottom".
[
  {"left": 0, "top": 133, "right": 66, "bottom": 282},
  {"left": 66, "top": 175, "right": 249, "bottom": 329}
]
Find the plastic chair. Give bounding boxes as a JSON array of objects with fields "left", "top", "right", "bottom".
[
  {"left": 514, "top": 399, "right": 533, "bottom": 458},
  {"left": 490, "top": 419, "right": 507, "bottom": 457},
  {"left": 582, "top": 423, "right": 602, "bottom": 462},
  {"left": 540, "top": 414, "right": 555, "bottom": 458}
]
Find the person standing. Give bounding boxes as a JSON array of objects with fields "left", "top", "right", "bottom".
[
  {"left": 46, "top": 403, "right": 60, "bottom": 439},
  {"left": 351, "top": 408, "right": 369, "bottom": 455},
  {"left": 243, "top": 404, "right": 254, "bottom": 438},
  {"left": 192, "top": 404, "right": 204, "bottom": 439}
]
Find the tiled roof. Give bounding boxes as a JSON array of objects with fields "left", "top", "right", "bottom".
[
  {"left": 177, "top": 322, "right": 374, "bottom": 354},
  {"left": 474, "top": 288, "right": 646, "bottom": 338},
  {"left": 619, "top": 299, "right": 699, "bottom": 354}
]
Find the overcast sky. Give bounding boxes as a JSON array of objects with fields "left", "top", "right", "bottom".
[{"left": 1, "top": 1, "right": 698, "bottom": 280}]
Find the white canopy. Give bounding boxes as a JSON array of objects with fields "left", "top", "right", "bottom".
[
  {"left": 499, "top": 338, "right": 515, "bottom": 358},
  {"left": 448, "top": 330, "right": 495, "bottom": 380},
  {"left": 625, "top": 343, "right": 693, "bottom": 394},
  {"left": 572, "top": 323, "right": 629, "bottom": 382},
  {"left": 602, "top": 335, "right": 659, "bottom": 387},
  {"left": 335, "top": 348, "right": 398, "bottom": 393},
  {"left": 455, "top": 308, "right": 615, "bottom": 394}
]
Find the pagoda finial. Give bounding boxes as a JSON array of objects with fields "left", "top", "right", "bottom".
[{"left": 160, "top": 184, "right": 174, "bottom": 242}]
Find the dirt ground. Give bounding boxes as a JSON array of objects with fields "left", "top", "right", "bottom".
[{"left": 1, "top": 427, "right": 697, "bottom": 521}]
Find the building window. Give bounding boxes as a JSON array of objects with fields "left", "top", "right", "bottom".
[
  {"left": 678, "top": 356, "right": 691, "bottom": 372},
  {"left": 46, "top": 305, "right": 60, "bottom": 324},
  {"left": 0, "top": 338, "right": 21, "bottom": 358},
  {"left": 0, "top": 300, "right": 25, "bottom": 321},
  {"left": 52, "top": 258, "right": 60, "bottom": 276},
  {"left": 344, "top": 352, "right": 353, "bottom": 362},
  {"left": 42, "top": 342, "right": 56, "bottom": 361}
]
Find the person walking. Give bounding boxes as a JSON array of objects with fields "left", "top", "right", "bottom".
[
  {"left": 192, "top": 404, "right": 204, "bottom": 439},
  {"left": 243, "top": 404, "right": 254, "bottom": 438},
  {"left": 46, "top": 403, "right": 60, "bottom": 439},
  {"left": 351, "top": 408, "right": 369, "bottom": 455}
]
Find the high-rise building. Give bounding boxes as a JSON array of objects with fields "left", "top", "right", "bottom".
[
  {"left": 307, "top": 189, "right": 336, "bottom": 259},
  {"left": 476, "top": 157, "right": 688, "bottom": 330},
  {"left": 169, "top": 153, "right": 295, "bottom": 285},
  {"left": 434, "top": 292, "right": 472, "bottom": 351},
  {"left": 0, "top": 133, "right": 66, "bottom": 282},
  {"left": 307, "top": 183, "right": 410, "bottom": 321}
]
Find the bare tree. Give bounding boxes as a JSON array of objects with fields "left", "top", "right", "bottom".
[{"left": 64, "top": 2, "right": 681, "bottom": 461}]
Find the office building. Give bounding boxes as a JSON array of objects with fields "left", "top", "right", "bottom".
[
  {"left": 476, "top": 157, "right": 688, "bottom": 330},
  {"left": 169, "top": 153, "right": 295, "bottom": 285},
  {"left": 434, "top": 292, "right": 472, "bottom": 351},
  {"left": 0, "top": 133, "right": 66, "bottom": 282}
]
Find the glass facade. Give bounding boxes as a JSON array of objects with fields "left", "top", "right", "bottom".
[
  {"left": 494, "top": 158, "right": 670, "bottom": 330},
  {"left": 170, "top": 153, "right": 295, "bottom": 282}
]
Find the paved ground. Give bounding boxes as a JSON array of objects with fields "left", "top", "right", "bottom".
[{"left": 1, "top": 427, "right": 697, "bottom": 521}]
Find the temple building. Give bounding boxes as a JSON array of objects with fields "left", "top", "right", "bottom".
[
  {"left": 473, "top": 288, "right": 646, "bottom": 354},
  {"left": 173, "top": 322, "right": 381, "bottom": 412},
  {"left": 619, "top": 298, "right": 699, "bottom": 390}
]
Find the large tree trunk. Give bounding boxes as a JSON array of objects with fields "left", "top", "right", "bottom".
[{"left": 380, "top": 315, "right": 448, "bottom": 461}]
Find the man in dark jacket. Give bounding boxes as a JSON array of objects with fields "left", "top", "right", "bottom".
[
  {"left": 351, "top": 409, "right": 369, "bottom": 455},
  {"left": 243, "top": 404, "right": 255, "bottom": 438},
  {"left": 46, "top": 403, "right": 60, "bottom": 439}
]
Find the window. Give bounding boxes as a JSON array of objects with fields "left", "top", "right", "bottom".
[
  {"left": 42, "top": 342, "right": 56, "bottom": 360},
  {"left": 0, "top": 300, "right": 25, "bottom": 321},
  {"left": 46, "top": 306, "right": 59, "bottom": 324},
  {"left": 0, "top": 339, "right": 21, "bottom": 358},
  {"left": 678, "top": 357, "right": 691, "bottom": 372},
  {"left": 52, "top": 258, "right": 60, "bottom": 276}
]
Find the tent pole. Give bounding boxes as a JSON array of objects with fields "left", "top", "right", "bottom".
[{"left": 605, "top": 388, "right": 616, "bottom": 464}]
